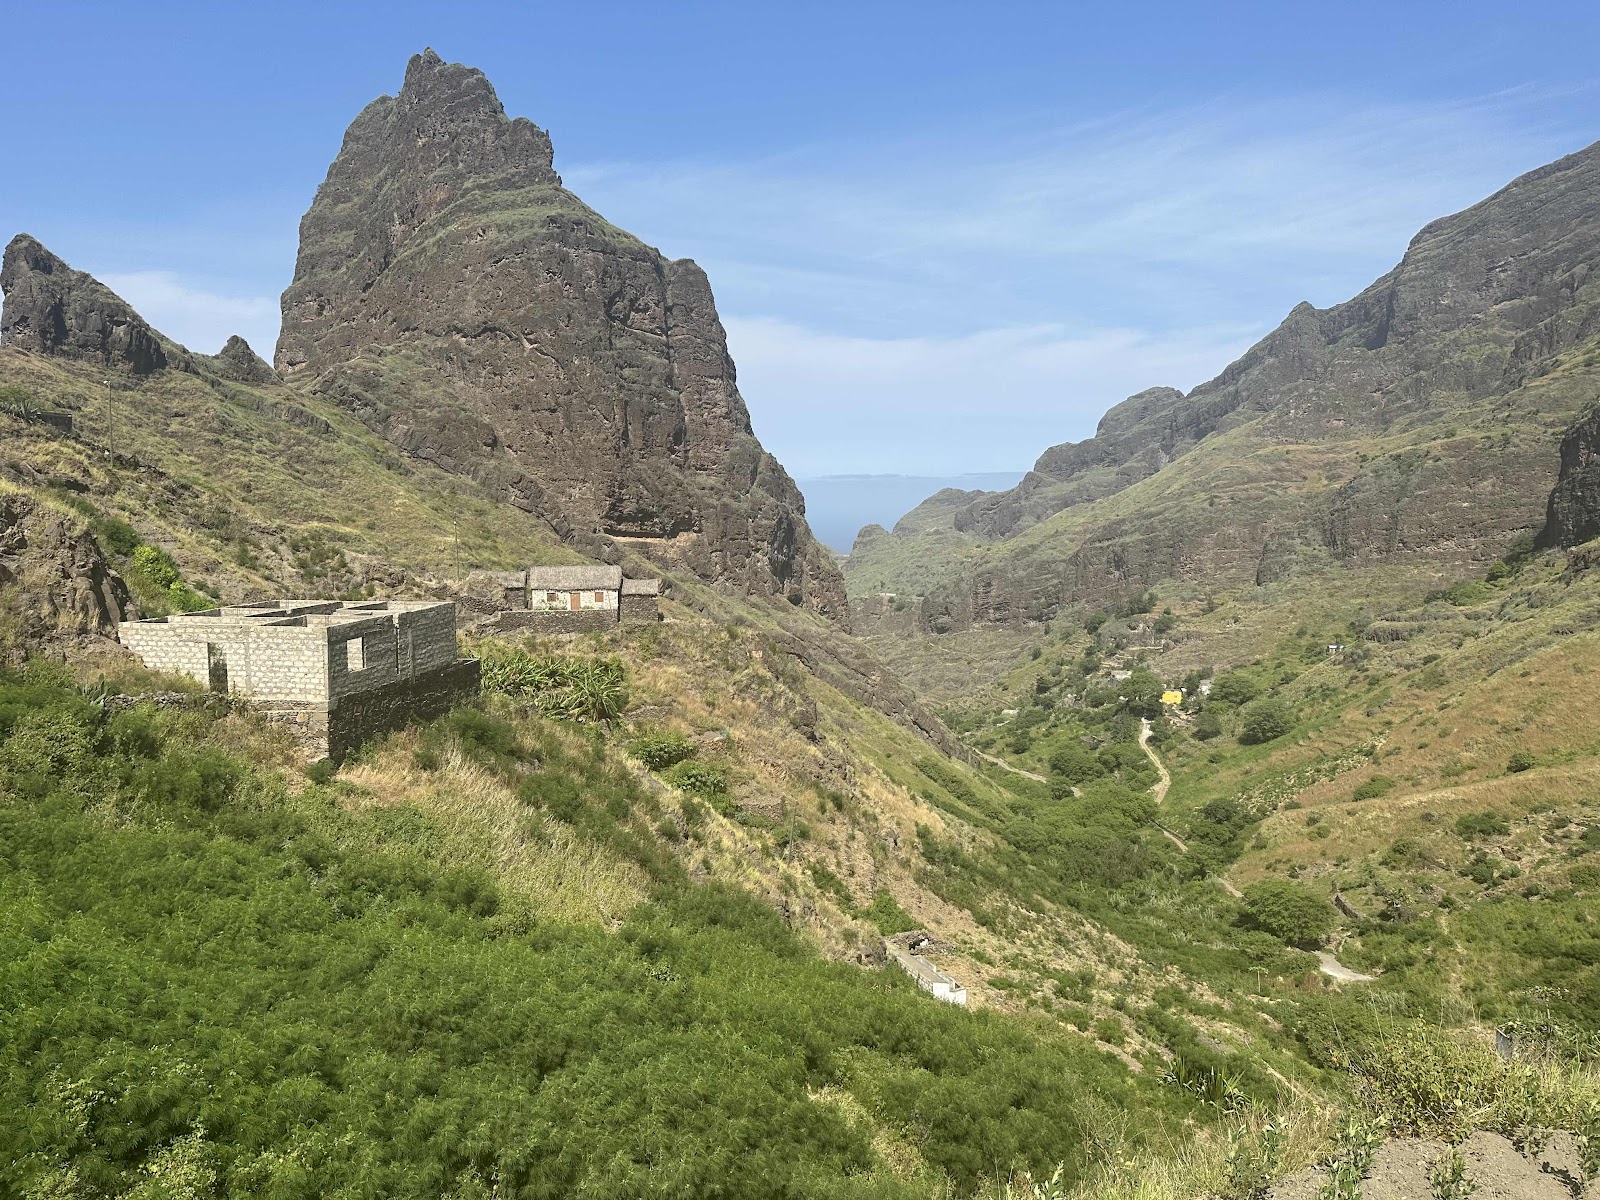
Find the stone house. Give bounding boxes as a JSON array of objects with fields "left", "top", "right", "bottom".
[
  {"left": 480, "top": 564, "right": 662, "bottom": 633},
  {"left": 117, "top": 599, "right": 478, "bottom": 761}
]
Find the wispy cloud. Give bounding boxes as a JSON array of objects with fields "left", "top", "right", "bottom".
[
  {"left": 725, "top": 316, "right": 1260, "bottom": 475},
  {"left": 569, "top": 86, "right": 1593, "bottom": 472},
  {"left": 100, "top": 271, "right": 279, "bottom": 359}
]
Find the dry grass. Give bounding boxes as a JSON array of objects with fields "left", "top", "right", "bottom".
[{"left": 341, "top": 733, "right": 650, "bottom": 925}]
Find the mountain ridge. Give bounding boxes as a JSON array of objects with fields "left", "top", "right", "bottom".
[{"left": 847, "top": 135, "right": 1600, "bottom": 634}]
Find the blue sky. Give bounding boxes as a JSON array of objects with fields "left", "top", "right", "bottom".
[{"left": 6, "top": 1, "right": 1600, "bottom": 476}]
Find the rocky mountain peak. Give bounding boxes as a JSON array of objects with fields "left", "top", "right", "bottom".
[
  {"left": 388, "top": 47, "right": 558, "bottom": 186},
  {"left": 0, "top": 234, "right": 167, "bottom": 374},
  {"left": 276, "top": 54, "right": 845, "bottom": 618},
  {"left": 210, "top": 334, "right": 278, "bottom": 384}
]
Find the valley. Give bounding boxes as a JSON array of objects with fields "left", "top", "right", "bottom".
[{"left": 0, "top": 40, "right": 1597, "bottom": 1200}]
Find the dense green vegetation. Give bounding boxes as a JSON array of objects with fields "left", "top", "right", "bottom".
[{"left": 0, "top": 664, "right": 1196, "bottom": 1198}]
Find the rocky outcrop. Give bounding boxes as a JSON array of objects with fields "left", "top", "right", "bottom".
[
  {"left": 1539, "top": 404, "right": 1600, "bottom": 548},
  {"left": 0, "top": 494, "right": 130, "bottom": 663},
  {"left": 208, "top": 335, "right": 278, "bottom": 384},
  {"left": 276, "top": 49, "right": 844, "bottom": 618},
  {"left": 0, "top": 235, "right": 168, "bottom": 373}
]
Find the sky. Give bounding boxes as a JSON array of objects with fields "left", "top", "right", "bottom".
[{"left": 5, "top": 1, "right": 1600, "bottom": 479}]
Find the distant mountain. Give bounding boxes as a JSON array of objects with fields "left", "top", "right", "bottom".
[
  {"left": 279, "top": 49, "right": 843, "bottom": 617},
  {"left": 797, "top": 472, "right": 1024, "bottom": 553},
  {"left": 848, "top": 138, "right": 1600, "bottom": 629}
]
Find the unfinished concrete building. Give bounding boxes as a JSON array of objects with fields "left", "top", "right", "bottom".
[{"left": 117, "top": 600, "right": 479, "bottom": 760}]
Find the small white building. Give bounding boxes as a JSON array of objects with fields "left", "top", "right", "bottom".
[{"left": 528, "top": 565, "right": 625, "bottom": 613}]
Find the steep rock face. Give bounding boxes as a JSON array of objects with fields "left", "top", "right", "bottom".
[
  {"left": 1540, "top": 405, "right": 1600, "bottom": 548},
  {"left": 277, "top": 49, "right": 843, "bottom": 616},
  {"left": 0, "top": 493, "right": 130, "bottom": 663},
  {"left": 1, "top": 235, "right": 167, "bottom": 373},
  {"left": 854, "top": 138, "right": 1600, "bottom": 626}
]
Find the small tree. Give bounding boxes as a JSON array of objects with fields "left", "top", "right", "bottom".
[
  {"left": 1240, "top": 879, "right": 1334, "bottom": 948},
  {"left": 1238, "top": 698, "right": 1295, "bottom": 745},
  {"left": 1211, "top": 670, "right": 1264, "bottom": 706}
]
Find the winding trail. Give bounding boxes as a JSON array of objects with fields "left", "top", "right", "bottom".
[
  {"left": 1139, "top": 720, "right": 1365, "bottom": 980},
  {"left": 1137, "top": 718, "right": 1171, "bottom": 805},
  {"left": 970, "top": 746, "right": 1048, "bottom": 784},
  {"left": 1315, "top": 952, "right": 1376, "bottom": 983}
]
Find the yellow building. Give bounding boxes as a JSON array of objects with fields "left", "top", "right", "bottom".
[{"left": 1161, "top": 690, "right": 1184, "bottom": 706}]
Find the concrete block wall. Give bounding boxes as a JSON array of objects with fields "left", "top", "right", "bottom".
[
  {"left": 324, "top": 659, "right": 480, "bottom": 762},
  {"left": 240, "top": 626, "right": 329, "bottom": 701},
  {"left": 328, "top": 614, "right": 401, "bottom": 703},
  {"left": 396, "top": 604, "right": 460, "bottom": 673}
]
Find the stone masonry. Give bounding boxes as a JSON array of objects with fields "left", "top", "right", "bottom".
[
  {"left": 118, "top": 599, "right": 478, "bottom": 761},
  {"left": 477, "top": 565, "right": 662, "bottom": 634}
]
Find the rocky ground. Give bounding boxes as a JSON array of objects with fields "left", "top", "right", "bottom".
[{"left": 1270, "top": 1131, "right": 1597, "bottom": 1200}]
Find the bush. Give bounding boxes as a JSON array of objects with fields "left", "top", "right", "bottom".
[
  {"left": 860, "top": 889, "right": 916, "bottom": 935},
  {"left": 1239, "top": 879, "right": 1334, "bottom": 948},
  {"left": 1455, "top": 810, "right": 1510, "bottom": 840},
  {"left": 93, "top": 515, "right": 141, "bottom": 557},
  {"left": 1210, "top": 671, "right": 1264, "bottom": 707},
  {"left": 478, "top": 645, "right": 627, "bottom": 721},
  {"left": 661, "top": 759, "right": 729, "bottom": 800},
  {"left": 1238, "top": 698, "right": 1295, "bottom": 745},
  {"left": 1192, "top": 712, "right": 1223, "bottom": 741},
  {"left": 1352, "top": 775, "right": 1395, "bottom": 802},
  {"left": 1506, "top": 750, "right": 1537, "bottom": 774},
  {"left": 628, "top": 731, "right": 696, "bottom": 770}
]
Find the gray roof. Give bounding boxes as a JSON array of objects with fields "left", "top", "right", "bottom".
[
  {"left": 620, "top": 577, "right": 661, "bottom": 596},
  {"left": 527, "top": 564, "right": 624, "bottom": 591}
]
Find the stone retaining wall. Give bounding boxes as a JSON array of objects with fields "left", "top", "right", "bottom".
[
  {"left": 323, "top": 658, "right": 481, "bottom": 763},
  {"left": 480, "top": 608, "right": 618, "bottom": 636},
  {"left": 620, "top": 595, "right": 660, "bottom": 624}
]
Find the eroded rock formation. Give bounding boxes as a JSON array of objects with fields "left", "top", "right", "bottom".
[
  {"left": 277, "top": 49, "right": 844, "bottom": 617},
  {"left": 1, "top": 235, "right": 167, "bottom": 374}
]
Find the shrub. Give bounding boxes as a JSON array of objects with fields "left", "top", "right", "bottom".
[
  {"left": 1239, "top": 879, "right": 1334, "bottom": 948},
  {"left": 1455, "top": 811, "right": 1510, "bottom": 840},
  {"left": 1238, "top": 699, "right": 1294, "bottom": 745},
  {"left": 1193, "top": 711, "right": 1223, "bottom": 741},
  {"left": 1353, "top": 775, "right": 1395, "bottom": 802},
  {"left": 1506, "top": 750, "right": 1537, "bottom": 774},
  {"left": 1211, "top": 671, "right": 1264, "bottom": 707},
  {"left": 478, "top": 646, "right": 627, "bottom": 721},
  {"left": 860, "top": 889, "right": 916, "bottom": 935},
  {"left": 628, "top": 731, "right": 695, "bottom": 770},
  {"left": 93, "top": 515, "right": 141, "bottom": 557},
  {"left": 662, "top": 759, "right": 729, "bottom": 800}
]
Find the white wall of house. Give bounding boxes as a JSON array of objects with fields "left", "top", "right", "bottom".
[{"left": 529, "top": 588, "right": 619, "bottom": 612}]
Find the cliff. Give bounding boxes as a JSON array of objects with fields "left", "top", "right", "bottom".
[{"left": 278, "top": 49, "right": 844, "bottom": 618}]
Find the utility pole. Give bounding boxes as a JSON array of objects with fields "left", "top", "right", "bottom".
[
  {"left": 453, "top": 522, "right": 461, "bottom": 579},
  {"left": 103, "top": 378, "right": 113, "bottom": 459}
]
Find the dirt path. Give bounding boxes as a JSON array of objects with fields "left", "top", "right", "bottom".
[
  {"left": 1314, "top": 952, "right": 1376, "bottom": 983},
  {"left": 1137, "top": 718, "right": 1172, "bottom": 806},
  {"left": 970, "top": 746, "right": 1048, "bottom": 784}
]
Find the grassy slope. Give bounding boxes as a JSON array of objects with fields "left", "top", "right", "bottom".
[{"left": 0, "top": 346, "right": 583, "bottom": 604}]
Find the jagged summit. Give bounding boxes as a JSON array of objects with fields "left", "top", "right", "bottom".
[
  {"left": 210, "top": 334, "right": 278, "bottom": 384},
  {"left": 0, "top": 234, "right": 167, "bottom": 374},
  {"left": 276, "top": 53, "right": 844, "bottom": 616}
]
